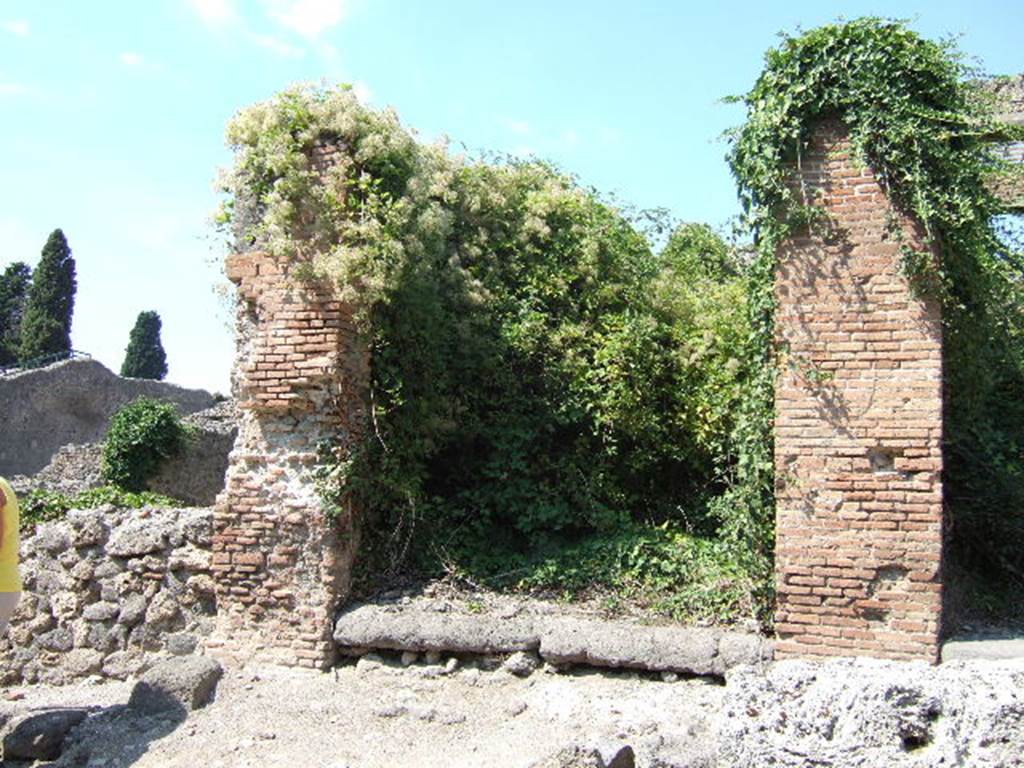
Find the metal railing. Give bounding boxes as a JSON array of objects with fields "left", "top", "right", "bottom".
[{"left": 0, "top": 349, "right": 91, "bottom": 377}]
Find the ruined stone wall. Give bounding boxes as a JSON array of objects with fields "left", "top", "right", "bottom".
[
  {"left": 207, "top": 246, "right": 368, "bottom": 670},
  {"left": 773, "top": 119, "right": 945, "bottom": 662},
  {"left": 0, "top": 506, "right": 215, "bottom": 685},
  {"left": 0, "top": 358, "right": 215, "bottom": 478}
]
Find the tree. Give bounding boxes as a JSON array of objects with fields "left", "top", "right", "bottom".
[
  {"left": 120, "top": 310, "right": 168, "bottom": 380},
  {"left": 0, "top": 262, "right": 32, "bottom": 366},
  {"left": 19, "top": 229, "right": 76, "bottom": 362}
]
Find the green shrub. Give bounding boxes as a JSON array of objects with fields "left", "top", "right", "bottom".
[
  {"left": 20, "top": 485, "right": 182, "bottom": 534},
  {"left": 101, "top": 398, "right": 193, "bottom": 491}
]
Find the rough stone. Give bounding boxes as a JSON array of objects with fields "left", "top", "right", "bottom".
[
  {"left": 36, "top": 626, "right": 74, "bottom": 652},
  {"left": 531, "top": 744, "right": 635, "bottom": 768},
  {"left": 167, "top": 545, "right": 209, "bottom": 572},
  {"left": 117, "top": 593, "right": 149, "bottom": 627},
  {"left": 719, "top": 658, "right": 1024, "bottom": 767},
  {"left": 82, "top": 602, "right": 120, "bottom": 622},
  {"left": 31, "top": 522, "right": 73, "bottom": 555},
  {"left": 106, "top": 519, "right": 172, "bottom": 557},
  {"left": 101, "top": 650, "right": 149, "bottom": 679},
  {"left": 1, "top": 708, "right": 89, "bottom": 760},
  {"left": 166, "top": 632, "right": 200, "bottom": 656},
  {"left": 145, "top": 590, "right": 183, "bottom": 629},
  {"left": 178, "top": 508, "right": 214, "bottom": 547},
  {"left": 128, "top": 655, "right": 223, "bottom": 715},
  {"left": 63, "top": 649, "right": 104, "bottom": 677},
  {"left": 502, "top": 650, "right": 541, "bottom": 677}
]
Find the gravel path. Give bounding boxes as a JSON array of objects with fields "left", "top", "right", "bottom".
[{"left": 4, "top": 656, "right": 723, "bottom": 767}]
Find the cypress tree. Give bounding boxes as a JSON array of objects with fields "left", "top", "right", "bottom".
[
  {"left": 120, "top": 310, "right": 168, "bottom": 380},
  {"left": 0, "top": 261, "right": 32, "bottom": 366},
  {"left": 19, "top": 229, "right": 76, "bottom": 362}
]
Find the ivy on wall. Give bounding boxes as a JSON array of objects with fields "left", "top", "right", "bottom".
[{"left": 727, "top": 17, "right": 1024, "bottom": 601}]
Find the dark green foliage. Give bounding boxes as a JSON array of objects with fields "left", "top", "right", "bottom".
[
  {"left": 19, "top": 229, "right": 76, "bottom": 362},
  {"left": 120, "top": 310, "right": 168, "bottom": 380},
  {"left": 0, "top": 261, "right": 31, "bottom": 366},
  {"left": 728, "top": 18, "right": 1024, "bottom": 598},
  {"left": 20, "top": 486, "right": 182, "bottom": 534},
  {"left": 101, "top": 398, "right": 192, "bottom": 492},
  {"left": 350, "top": 180, "right": 751, "bottom": 585}
]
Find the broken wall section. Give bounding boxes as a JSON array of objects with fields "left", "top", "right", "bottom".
[
  {"left": 208, "top": 239, "right": 368, "bottom": 669},
  {"left": 773, "top": 118, "right": 945, "bottom": 662}
]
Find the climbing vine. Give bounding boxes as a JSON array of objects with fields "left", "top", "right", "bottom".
[{"left": 727, "top": 18, "right": 1024, "bottom": 599}]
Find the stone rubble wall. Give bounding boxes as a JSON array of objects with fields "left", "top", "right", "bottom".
[
  {"left": 0, "top": 506, "right": 216, "bottom": 685},
  {"left": 147, "top": 401, "right": 238, "bottom": 506},
  {"left": 774, "top": 118, "right": 945, "bottom": 662},
  {"left": 10, "top": 443, "right": 105, "bottom": 497},
  {"left": 0, "top": 358, "right": 216, "bottom": 478}
]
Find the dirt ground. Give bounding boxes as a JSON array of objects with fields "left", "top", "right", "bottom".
[{"left": 3, "top": 654, "right": 724, "bottom": 768}]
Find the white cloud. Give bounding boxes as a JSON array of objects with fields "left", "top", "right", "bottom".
[
  {"left": 248, "top": 32, "right": 305, "bottom": 58},
  {"left": 187, "top": 0, "right": 236, "bottom": 25},
  {"left": 264, "top": 0, "right": 347, "bottom": 39},
  {"left": 119, "top": 52, "right": 144, "bottom": 66},
  {"left": 2, "top": 20, "right": 29, "bottom": 37},
  {"left": 0, "top": 82, "right": 27, "bottom": 96},
  {"left": 561, "top": 129, "right": 579, "bottom": 147}
]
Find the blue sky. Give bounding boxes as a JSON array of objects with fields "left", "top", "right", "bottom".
[{"left": 1, "top": 1, "right": 1020, "bottom": 392}]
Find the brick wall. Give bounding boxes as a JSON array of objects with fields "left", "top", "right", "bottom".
[
  {"left": 773, "top": 118, "right": 945, "bottom": 662},
  {"left": 206, "top": 247, "right": 368, "bottom": 669}
]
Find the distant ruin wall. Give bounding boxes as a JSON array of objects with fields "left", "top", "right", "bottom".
[
  {"left": 991, "top": 75, "right": 1024, "bottom": 209},
  {"left": 0, "top": 358, "right": 215, "bottom": 477},
  {"left": 773, "top": 118, "right": 945, "bottom": 662},
  {"left": 206, "top": 248, "right": 368, "bottom": 670}
]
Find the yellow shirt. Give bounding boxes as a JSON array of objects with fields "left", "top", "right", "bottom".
[{"left": 0, "top": 477, "right": 22, "bottom": 592}]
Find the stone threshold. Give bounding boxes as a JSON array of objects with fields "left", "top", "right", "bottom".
[{"left": 334, "top": 602, "right": 773, "bottom": 677}]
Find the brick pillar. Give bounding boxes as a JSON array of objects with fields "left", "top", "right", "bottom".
[
  {"left": 773, "top": 118, "right": 944, "bottom": 662},
  {"left": 206, "top": 250, "right": 368, "bottom": 669}
]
